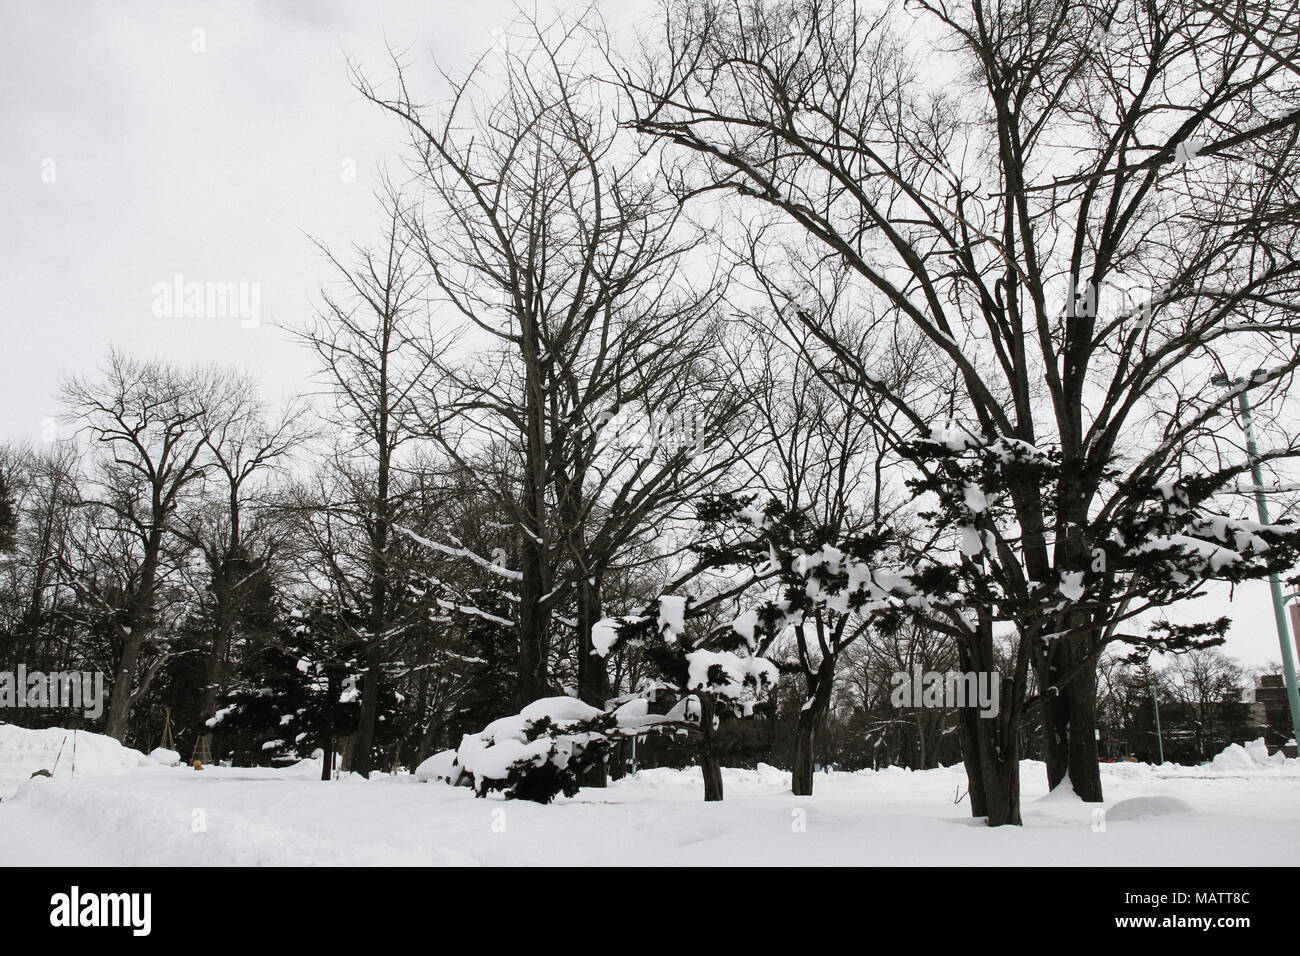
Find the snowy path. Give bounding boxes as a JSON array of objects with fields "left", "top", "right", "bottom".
[{"left": 3, "top": 759, "right": 1300, "bottom": 866}]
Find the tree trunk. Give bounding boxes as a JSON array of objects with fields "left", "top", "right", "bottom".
[
  {"left": 516, "top": 535, "right": 550, "bottom": 708},
  {"left": 416, "top": 717, "right": 441, "bottom": 767},
  {"left": 958, "top": 625, "right": 1022, "bottom": 825},
  {"left": 516, "top": 613, "right": 545, "bottom": 705},
  {"left": 701, "top": 754, "right": 724, "bottom": 802},
  {"left": 321, "top": 664, "right": 344, "bottom": 780},
  {"left": 104, "top": 627, "right": 144, "bottom": 742},
  {"left": 1041, "top": 680, "right": 1069, "bottom": 789},
  {"left": 516, "top": 308, "right": 552, "bottom": 710},
  {"left": 698, "top": 693, "right": 723, "bottom": 802},
  {"left": 792, "top": 712, "right": 817, "bottom": 796},
  {"left": 961, "top": 701, "right": 1021, "bottom": 825},
  {"left": 198, "top": 585, "right": 233, "bottom": 755},
  {"left": 198, "top": 629, "right": 230, "bottom": 736},
  {"left": 1043, "top": 632, "right": 1103, "bottom": 801},
  {"left": 350, "top": 645, "right": 382, "bottom": 777},
  {"left": 200, "top": 495, "right": 243, "bottom": 755},
  {"left": 1065, "top": 658, "right": 1102, "bottom": 801},
  {"left": 103, "top": 528, "right": 163, "bottom": 742},
  {"left": 958, "top": 697, "right": 988, "bottom": 817},
  {"left": 792, "top": 657, "right": 836, "bottom": 795},
  {"left": 577, "top": 574, "right": 607, "bottom": 787},
  {"left": 977, "top": 727, "right": 1021, "bottom": 827}
]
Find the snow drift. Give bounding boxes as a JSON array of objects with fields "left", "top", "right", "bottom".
[
  {"left": 1209, "top": 737, "right": 1289, "bottom": 772},
  {"left": 0, "top": 723, "right": 153, "bottom": 800}
]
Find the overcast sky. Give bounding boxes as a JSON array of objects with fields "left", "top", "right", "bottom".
[
  {"left": 0, "top": 0, "right": 1293, "bottom": 670},
  {"left": 0, "top": 0, "right": 543, "bottom": 436}
]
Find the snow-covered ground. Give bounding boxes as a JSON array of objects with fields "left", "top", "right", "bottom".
[{"left": 3, "top": 725, "right": 1299, "bottom": 866}]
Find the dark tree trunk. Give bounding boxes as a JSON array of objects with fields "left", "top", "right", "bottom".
[
  {"left": 200, "top": 493, "right": 244, "bottom": 757},
  {"left": 577, "top": 574, "right": 607, "bottom": 787},
  {"left": 792, "top": 657, "right": 836, "bottom": 796},
  {"left": 197, "top": 625, "right": 229, "bottom": 736},
  {"left": 792, "top": 713, "right": 817, "bottom": 797},
  {"left": 411, "top": 650, "right": 437, "bottom": 766},
  {"left": 416, "top": 719, "right": 441, "bottom": 766},
  {"left": 1065, "top": 658, "right": 1103, "bottom": 800},
  {"left": 350, "top": 645, "right": 382, "bottom": 777},
  {"left": 516, "top": 535, "right": 550, "bottom": 709},
  {"left": 198, "top": 579, "right": 233, "bottom": 758},
  {"left": 104, "top": 627, "right": 144, "bottom": 742},
  {"left": 701, "top": 755, "right": 724, "bottom": 802},
  {"left": 515, "top": 310, "right": 552, "bottom": 710},
  {"left": 1043, "top": 500, "right": 1105, "bottom": 801},
  {"left": 321, "top": 664, "right": 345, "bottom": 780},
  {"left": 576, "top": 577, "right": 606, "bottom": 709},
  {"left": 976, "top": 728, "right": 1021, "bottom": 827},
  {"left": 1043, "top": 632, "right": 1103, "bottom": 801},
  {"left": 958, "top": 624, "right": 1022, "bottom": 825},
  {"left": 698, "top": 693, "right": 723, "bottom": 802},
  {"left": 1042, "top": 686, "right": 1069, "bottom": 790},
  {"left": 958, "top": 697, "right": 988, "bottom": 817},
  {"left": 962, "top": 699, "right": 1021, "bottom": 825},
  {"left": 104, "top": 536, "right": 161, "bottom": 742}
]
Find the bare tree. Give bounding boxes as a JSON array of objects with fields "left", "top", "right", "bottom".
[
  {"left": 722, "top": 278, "right": 900, "bottom": 793},
  {"left": 1163, "top": 647, "right": 1247, "bottom": 758},
  {"left": 357, "top": 14, "right": 749, "bottom": 729},
  {"left": 0, "top": 442, "right": 81, "bottom": 674},
  {"left": 290, "top": 201, "right": 436, "bottom": 776},
  {"left": 841, "top": 622, "right": 962, "bottom": 770},
  {"left": 59, "top": 352, "right": 232, "bottom": 740},
  {"left": 623, "top": 0, "right": 1300, "bottom": 824}
]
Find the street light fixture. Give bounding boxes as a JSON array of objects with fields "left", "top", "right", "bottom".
[{"left": 1211, "top": 371, "right": 1300, "bottom": 752}]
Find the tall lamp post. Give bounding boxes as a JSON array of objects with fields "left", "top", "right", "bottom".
[
  {"left": 1151, "top": 681, "right": 1165, "bottom": 765},
  {"left": 1212, "top": 372, "right": 1300, "bottom": 751}
]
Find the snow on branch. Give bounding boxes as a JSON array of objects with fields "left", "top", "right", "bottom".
[{"left": 394, "top": 524, "right": 523, "bottom": 581}]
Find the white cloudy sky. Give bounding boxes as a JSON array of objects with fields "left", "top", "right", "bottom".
[
  {"left": 0, "top": 0, "right": 568, "bottom": 437},
  {"left": 0, "top": 0, "right": 1294, "bottom": 669}
]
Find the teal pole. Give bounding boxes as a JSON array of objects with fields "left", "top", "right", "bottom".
[
  {"left": 1151, "top": 684, "right": 1164, "bottom": 765},
  {"left": 1216, "top": 374, "right": 1300, "bottom": 751}
]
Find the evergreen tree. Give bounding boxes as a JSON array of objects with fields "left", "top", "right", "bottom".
[{"left": 210, "top": 602, "right": 363, "bottom": 770}]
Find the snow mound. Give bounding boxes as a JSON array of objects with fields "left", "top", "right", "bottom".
[
  {"left": 1211, "top": 743, "right": 1255, "bottom": 771},
  {"left": 1105, "top": 796, "right": 1195, "bottom": 820},
  {"left": 1244, "top": 738, "right": 1285, "bottom": 765},
  {"left": 148, "top": 747, "right": 181, "bottom": 766},
  {"left": 1035, "top": 778, "right": 1087, "bottom": 803},
  {"left": 414, "top": 749, "right": 466, "bottom": 785},
  {"left": 1209, "top": 737, "right": 1288, "bottom": 772},
  {"left": 0, "top": 723, "right": 153, "bottom": 799}
]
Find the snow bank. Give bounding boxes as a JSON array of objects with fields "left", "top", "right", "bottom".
[
  {"left": 0, "top": 723, "right": 153, "bottom": 800},
  {"left": 148, "top": 747, "right": 181, "bottom": 766},
  {"left": 414, "top": 749, "right": 466, "bottom": 785},
  {"left": 1209, "top": 737, "right": 1289, "bottom": 772},
  {"left": 1106, "top": 796, "right": 1195, "bottom": 820}
]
